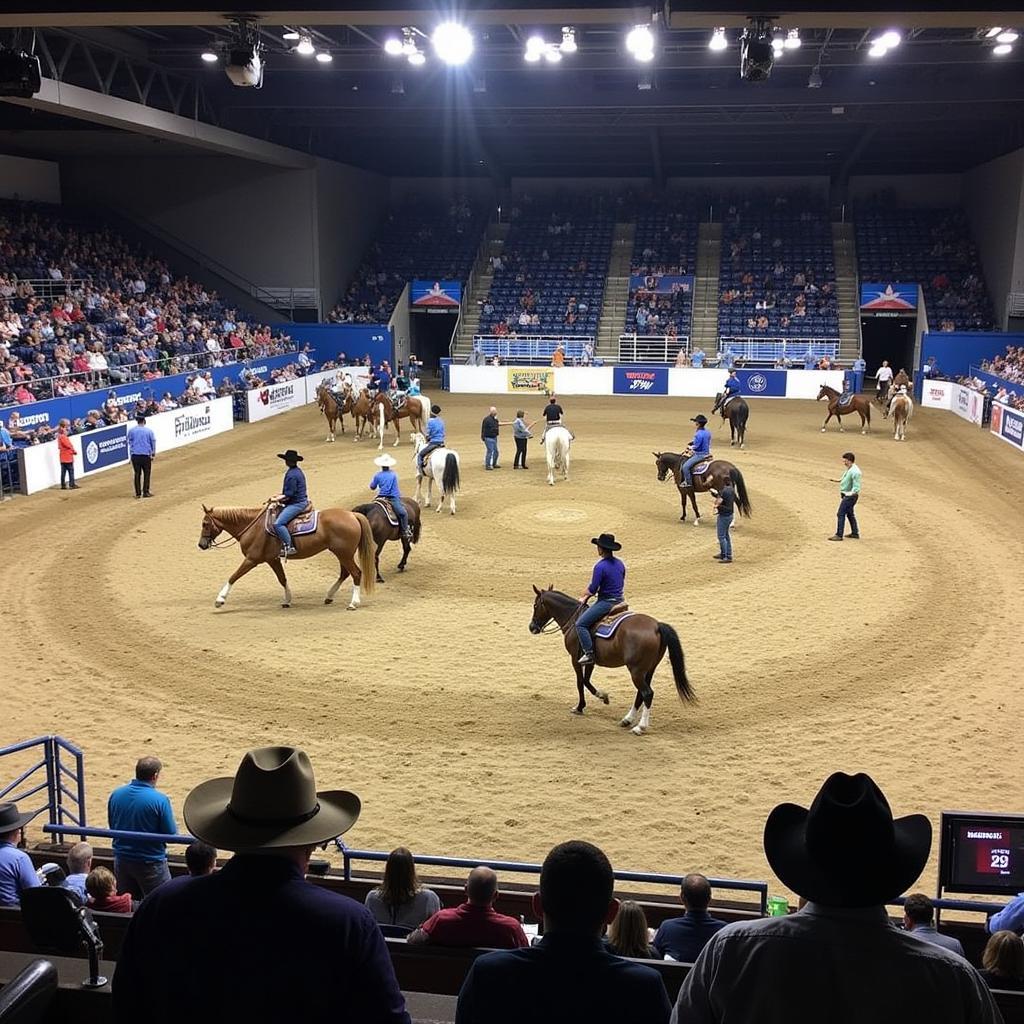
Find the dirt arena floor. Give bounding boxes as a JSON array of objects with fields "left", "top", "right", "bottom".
[{"left": 4, "top": 390, "right": 1024, "bottom": 899}]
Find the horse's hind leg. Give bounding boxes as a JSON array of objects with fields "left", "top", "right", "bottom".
[
  {"left": 267, "top": 558, "right": 293, "bottom": 608},
  {"left": 634, "top": 670, "right": 655, "bottom": 735},
  {"left": 374, "top": 540, "right": 386, "bottom": 583},
  {"left": 620, "top": 688, "right": 643, "bottom": 729},
  {"left": 396, "top": 533, "right": 411, "bottom": 573}
]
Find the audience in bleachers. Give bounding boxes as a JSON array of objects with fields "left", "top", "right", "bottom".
[
  {"left": 903, "top": 892, "right": 967, "bottom": 957},
  {"left": 982, "top": 344, "right": 1024, "bottom": 385},
  {"left": 651, "top": 872, "right": 727, "bottom": 963},
  {"left": 980, "top": 931, "right": 1024, "bottom": 992},
  {"left": 605, "top": 899, "right": 659, "bottom": 960},
  {"left": 365, "top": 846, "right": 441, "bottom": 931},
  {"left": 62, "top": 841, "right": 93, "bottom": 904}
]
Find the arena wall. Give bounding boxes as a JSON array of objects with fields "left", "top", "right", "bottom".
[
  {"left": 847, "top": 173, "right": 963, "bottom": 207},
  {"left": 0, "top": 153, "right": 61, "bottom": 203}
]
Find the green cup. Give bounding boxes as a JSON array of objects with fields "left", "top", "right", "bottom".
[{"left": 766, "top": 895, "right": 789, "bottom": 917}]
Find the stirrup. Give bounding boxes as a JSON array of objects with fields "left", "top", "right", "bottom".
[{"left": 577, "top": 651, "right": 594, "bottom": 665}]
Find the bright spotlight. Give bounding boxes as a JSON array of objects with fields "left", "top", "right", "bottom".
[
  {"left": 543, "top": 46, "right": 562, "bottom": 63},
  {"left": 384, "top": 37, "right": 404, "bottom": 56},
  {"left": 282, "top": 31, "right": 300, "bottom": 42},
  {"left": 993, "top": 43, "right": 1013, "bottom": 55},
  {"left": 626, "top": 24, "right": 655, "bottom": 60},
  {"left": 986, "top": 27, "right": 1003, "bottom": 38},
  {"left": 407, "top": 49, "right": 426, "bottom": 66},
  {"left": 524, "top": 48, "right": 541, "bottom": 63},
  {"left": 868, "top": 42, "right": 888, "bottom": 58},
  {"left": 877, "top": 30, "right": 901, "bottom": 49},
  {"left": 785, "top": 28, "right": 801, "bottom": 50},
  {"left": 709, "top": 27, "right": 728, "bottom": 52},
  {"left": 315, "top": 52, "right": 333, "bottom": 63},
  {"left": 296, "top": 35, "right": 315, "bottom": 56},
  {"left": 772, "top": 33, "right": 785, "bottom": 56},
  {"left": 560, "top": 27, "right": 577, "bottom": 53},
  {"left": 201, "top": 50, "right": 218, "bottom": 63},
  {"left": 997, "top": 30, "right": 1019, "bottom": 43},
  {"left": 526, "top": 35, "right": 546, "bottom": 54},
  {"left": 432, "top": 22, "right": 474, "bottom": 65}
]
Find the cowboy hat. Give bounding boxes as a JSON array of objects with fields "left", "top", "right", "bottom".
[
  {"left": 374, "top": 454, "right": 397, "bottom": 468},
  {"left": 0, "top": 802, "right": 33, "bottom": 833},
  {"left": 183, "top": 746, "right": 360, "bottom": 851},
  {"left": 690, "top": 415, "right": 708, "bottom": 425},
  {"left": 763, "top": 772, "right": 931, "bottom": 908},
  {"left": 590, "top": 533, "right": 622, "bottom": 551},
  {"left": 276, "top": 450, "right": 304, "bottom": 463}
]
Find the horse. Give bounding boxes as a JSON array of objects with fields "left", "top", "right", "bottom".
[
  {"left": 543, "top": 425, "right": 572, "bottom": 486},
  {"left": 653, "top": 451, "right": 752, "bottom": 526},
  {"left": 816, "top": 385, "right": 872, "bottom": 434},
  {"left": 883, "top": 370, "right": 912, "bottom": 416},
  {"left": 890, "top": 391, "right": 913, "bottom": 441},
  {"left": 351, "top": 498, "right": 422, "bottom": 582},
  {"left": 528, "top": 585, "right": 696, "bottom": 734},
  {"left": 196, "top": 503, "right": 376, "bottom": 610},
  {"left": 711, "top": 392, "right": 749, "bottom": 448},
  {"left": 412, "top": 432, "right": 461, "bottom": 515},
  {"left": 348, "top": 388, "right": 375, "bottom": 441},
  {"left": 316, "top": 384, "right": 351, "bottom": 442},
  {"left": 372, "top": 392, "right": 431, "bottom": 451}
]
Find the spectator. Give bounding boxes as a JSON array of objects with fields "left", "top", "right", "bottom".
[
  {"left": 87, "top": 866, "right": 134, "bottom": 914},
  {"left": 0, "top": 802, "right": 41, "bottom": 907},
  {"left": 903, "top": 892, "right": 966, "bottom": 956},
  {"left": 63, "top": 841, "right": 93, "bottom": 904},
  {"left": 455, "top": 841, "right": 671, "bottom": 1024},
  {"left": 979, "top": 931, "right": 1024, "bottom": 991},
  {"left": 107, "top": 755, "right": 177, "bottom": 899},
  {"left": 408, "top": 866, "right": 527, "bottom": 949},
  {"left": 112, "top": 745, "right": 409, "bottom": 1022},
  {"left": 365, "top": 847, "right": 441, "bottom": 930},
  {"left": 606, "top": 900, "right": 658, "bottom": 960},
  {"left": 652, "top": 873, "right": 727, "bottom": 962},
  {"left": 551, "top": 345, "right": 566, "bottom": 368},
  {"left": 56, "top": 417, "right": 79, "bottom": 490},
  {"left": 691, "top": 347, "right": 706, "bottom": 368},
  {"left": 989, "top": 891, "right": 1024, "bottom": 935},
  {"left": 672, "top": 772, "right": 1000, "bottom": 1024},
  {"left": 184, "top": 841, "right": 218, "bottom": 877}
]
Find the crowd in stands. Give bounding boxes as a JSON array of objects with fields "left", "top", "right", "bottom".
[{"left": 982, "top": 344, "right": 1024, "bottom": 386}]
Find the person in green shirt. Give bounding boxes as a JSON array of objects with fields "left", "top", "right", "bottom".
[{"left": 829, "top": 452, "right": 861, "bottom": 541}]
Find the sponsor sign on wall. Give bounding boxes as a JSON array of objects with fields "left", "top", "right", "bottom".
[
  {"left": 991, "top": 401, "right": 1024, "bottom": 452},
  {"left": 920, "top": 380, "right": 954, "bottom": 410},
  {"left": 152, "top": 397, "right": 234, "bottom": 452},
  {"left": 733, "top": 369, "right": 787, "bottom": 398},
  {"left": 612, "top": 366, "right": 669, "bottom": 396},
  {"left": 245, "top": 380, "right": 304, "bottom": 422},
  {"left": 507, "top": 367, "right": 554, "bottom": 394},
  {"left": 952, "top": 384, "right": 985, "bottom": 427},
  {"left": 80, "top": 424, "right": 128, "bottom": 474}
]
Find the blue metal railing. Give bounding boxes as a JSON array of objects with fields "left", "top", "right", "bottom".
[
  {"left": 0, "top": 736, "right": 86, "bottom": 842},
  {"left": 41, "top": 823, "right": 196, "bottom": 845}
]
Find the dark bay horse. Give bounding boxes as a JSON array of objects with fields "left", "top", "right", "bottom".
[
  {"left": 816, "top": 384, "right": 872, "bottom": 434},
  {"left": 529, "top": 586, "right": 696, "bottom": 734},
  {"left": 711, "top": 391, "right": 749, "bottom": 448},
  {"left": 351, "top": 498, "right": 422, "bottom": 582},
  {"left": 372, "top": 392, "right": 430, "bottom": 450},
  {"left": 316, "top": 384, "right": 352, "bottom": 442},
  {"left": 653, "top": 452, "right": 752, "bottom": 525},
  {"left": 197, "top": 504, "right": 375, "bottom": 609}
]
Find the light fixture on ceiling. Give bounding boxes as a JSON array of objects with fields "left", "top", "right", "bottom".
[
  {"left": 560, "top": 27, "right": 577, "bottom": 53},
  {"left": 224, "top": 19, "right": 264, "bottom": 88},
  {"left": 785, "top": 28, "right": 801, "bottom": 50},
  {"left": 985, "top": 27, "right": 1004, "bottom": 38},
  {"left": 432, "top": 21, "right": 474, "bottom": 65},
  {"left": 200, "top": 50, "right": 218, "bottom": 63},
  {"left": 993, "top": 43, "right": 1013, "bottom": 55},
  {"left": 868, "top": 42, "right": 888, "bottom": 58},
  {"left": 407, "top": 49, "right": 426, "bottom": 66},
  {"left": 315, "top": 52, "right": 332, "bottom": 64},
  {"left": 997, "top": 30, "right": 1019, "bottom": 43},
  {"left": 296, "top": 34, "right": 315, "bottom": 56},
  {"left": 626, "top": 24, "right": 655, "bottom": 62},
  {"left": 544, "top": 45, "right": 562, "bottom": 63},
  {"left": 524, "top": 34, "right": 545, "bottom": 62},
  {"left": 384, "top": 37, "right": 404, "bottom": 56},
  {"left": 282, "top": 30, "right": 300, "bottom": 42},
  {"left": 879, "top": 30, "right": 901, "bottom": 48},
  {"left": 740, "top": 19, "right": 775, "bottom": 81},
  {"left": 709, "top": 27, "right": 728, "bottom": 52},
  {"left": 807, "top": 64, "right": 823, "bottom": 88}
]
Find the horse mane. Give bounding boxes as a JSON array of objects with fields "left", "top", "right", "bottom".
[{"left": 210, "top": 505, "right": 265, "bottom": 523}]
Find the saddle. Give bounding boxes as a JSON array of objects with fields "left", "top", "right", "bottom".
[
  {"left": 264, "top": 502, "right": 319, "bottom": 538},
  {"left": 837, "top": 392, "right": 855, "bottom": 408},
  {"left": 374, "top": 496, "right": 400, "bottom": 526},
  {"left": 594, "top": 605, "right": 634, "bottom": 639},
  {"left": 722, "top": 393, "right": 737, "bottom": 409}
]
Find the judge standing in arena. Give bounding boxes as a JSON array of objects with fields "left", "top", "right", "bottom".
[{"left": 127, "top": 412, "right": 156, "bottom": 499}]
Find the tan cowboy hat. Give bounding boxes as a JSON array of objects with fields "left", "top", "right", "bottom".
[
  {"left": 183, "top": 746, "right": 361, "bottom": 851},
  {"left": 373, "top": 454, "right": 397, "bottom": 468}
]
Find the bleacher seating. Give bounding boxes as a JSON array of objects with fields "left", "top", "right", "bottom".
[{"left": 855, "top": 201, "right": 995, "bottom": 331}]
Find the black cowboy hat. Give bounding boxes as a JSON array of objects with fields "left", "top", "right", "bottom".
[
  {"left": 430, "top": 404, "right": 441, "bottom": 414},
  {"left": 0, "top": 801, "right": 34, "bottom": 832},
  {"left": 135, "top": 413, "right": 146, "bottom": 422},
  {"left": 276, "top": 450, "right": 304, "bottom": 462},
  {"left": 590, "top": 533, "right": 622, "bottom": 551},
  {"left": 690, "top": 414, "right": 708, "bottom": 425},
  {"left": 763, "top": 772, "right": 931, "bottom": 908}
]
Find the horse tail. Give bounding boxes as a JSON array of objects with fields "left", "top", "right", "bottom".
[
  {"left": 730, "top": 467, "right": 752, "bottom": 518},
  {"left": 443, "top": 453, "right": 460, "bottom": 493},
  {"left": 737, "top": 401, "right": 749, "bottom": 430},
  {"left": 657, "top": 622, "right": 696, "bottom": 703},
  {"left": 354, "top": 512, "right": 376, "bottom": 595}
]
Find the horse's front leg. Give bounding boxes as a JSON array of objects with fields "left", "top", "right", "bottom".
[
  {"left": 821, "top": 411, "right": 833, "bottom": 433},
  {"left": 582, "top": 663, "right": 609, "bottom": 705},
  {"left": 572, "top": 663, "right": 587, "bottom": 715},
  {"left": 215, "top": 558, "right": 257, "bottom": 607},
  {"left": 268, "top": 558, "right": 293, "bottom": 608},
  {"left": 691, "top": 489, "right": 702, "bottom": 526},
  {"left": 678, "top": 483, "right": 688, "bottom": 521}
]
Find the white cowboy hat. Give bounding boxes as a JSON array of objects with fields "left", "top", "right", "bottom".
[{"left": 374, "top": 454, "right": 397, "bottom": 468}]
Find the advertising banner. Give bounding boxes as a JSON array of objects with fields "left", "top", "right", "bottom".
[
  {"left": 952, "top": 384, "right": 985, "bottom": 426},
  {"left": 612, "top": 366, "right": 669, "bottom": 396},
  {"left": 507, "top": 367, "right": 554, "bottom": 394},
  {"left": 152, "top": 397, "right": 233, "bottom": 452},
  {"left": 1, "top": 395, "right": 67, "bottom": 432},
  {"left": 410, "top": 280, "right": 461, "bottom": 312},
  {"left": 991, "top": 401, "right": 1024, "bottom": 452},
  {"left": 80, "top": 424, "right": 128, "bottom": 474},
  {"left": 734, "top": 369, "right": 787, "bottom": 398},
  {"left": 860, "top": 283, "right": 917, "bottom": 311},
  {"left": 245, "top": 380, "right": 304, "bottom": 422},
  {"left": 920, "top": 379, "right": 954, "bottom": 410}
]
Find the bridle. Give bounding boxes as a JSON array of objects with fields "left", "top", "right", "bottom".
[
  {"left": 202, "top": 502, "right": 270, "bottom": 549},
  {"left": 533, "top": 594, "right": 587, "bottom": 636}
]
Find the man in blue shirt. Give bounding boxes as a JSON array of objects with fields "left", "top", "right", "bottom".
[
  {"left": 455, "top": 840, "right": 670, "bottom": 1024},
  {"left": 652, "top": 873, "right": 727, "bottom": 962},
  {"left": 107, "top": 757, "right": 177, "bottom": 899},
  {"left": 0, "top": 802, "right": 41, "bottom": 907},
  {"left": 852, "top": 356, "right": 867, "bottom": 373},
  {"left": 575, "top": 533, "right": 626, "bottom": 667},
  {"left": 418, "top": 404, "right": 446, "bottom": 472},
  {"left": 273, "top": 449, "right": 309, "bottom": 558},
  {"left": 127, "top": 412, "right": 157, "bottom": 498},
  {"left": 803, "top": 349, "right": 817, "bottom": 370},
  {"left": 722, "top": 369, "right": 741, "bottom": 403},
  {"left": 988, "top": 892, "right": 1024, "bottom": 935},
  {"left": 691, "top": 347, "right": 706, "bottom": 368},
  {"left": 681, "top": 414, "right": 712, "bottom": 490},
  {"left": 370, "top": 453, "right": 412, "bottom": 540},
  {"left": 720, "top": 348, "right": 736, "bottom": 370},
  {"left": 370, "top": 363, "right": 391, "bottom": 395}
]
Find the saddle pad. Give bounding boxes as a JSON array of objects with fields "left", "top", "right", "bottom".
[
  {"left": 594, "top": 611, "right": 636, "bottom": 639},
  {"left": 264, "top": 505, "right": 319, "bottom": 537},
  {"left": 692, "top": 460, "right": 711, "bottom": 476},
  {"left": 374, "top": 496, "right": 400, "bottom": 526},
  {"left": 837, "top": 393, "right": 855, "bottom": 407}
]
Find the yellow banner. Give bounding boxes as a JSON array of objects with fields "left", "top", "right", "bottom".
[{"left": 507, "top": 367, "right": 554, "bottom": 394}]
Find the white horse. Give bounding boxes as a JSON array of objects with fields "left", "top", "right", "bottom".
[
  {"left": 412, "top": 432, "right": 461, "bottom": 515},
  {"left": 891, "top": 392, "right": 913, "bottom": 441},
  {"left": 544, "top": 425, "right": 572, "bottom": 486}
]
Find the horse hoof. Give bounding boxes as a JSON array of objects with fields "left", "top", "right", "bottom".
[
  {"left": 324, "top": 598, "right": 333, "bottom": 605},
  {"left": 631, "top": 725, "right": 647, "bottom": 736},
  {"left": 346, "top": 603, "right": 358, "bottom": 611},
  {"left": 281, "top": 603, "right": 290, "bottom": 609},
  {"left": 598, "top": 691, "right": 610, "bottom": 705},
  {"left": 397, "top": 565, "right": 406, "bottom": 573},
  {"left": 820, "top": 428, "right": 826, "bottom": 433},
  {"left": 570, "top": 708, "right": 584, "bottom": 716},
  {"left": 619, "top": 717, "right": 633, "bottom": 729},
  {"left": 376, "top": 576, "right": 385, "bottom": 583},
  {"left": 214, "top": 599, "right": 225, "bottom": 608},
  {"left": 693, "top": 518, "right": 701, "bottom": 527}
]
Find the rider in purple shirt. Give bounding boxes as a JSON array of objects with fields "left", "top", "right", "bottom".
[{"left": 575, "top": 534, "right": 626, "bottom": 667}]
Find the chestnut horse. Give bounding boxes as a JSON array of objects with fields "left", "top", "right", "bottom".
[
  {"left": 351, "top": 498, "right": 422, "bottom": 582},
  {"left": 372, "top": 392, "right": 430, "bottom": 450},
  {"left": 816, "top": 385, "right": 872, "bottom": 434},
  {"left": 348, "top": 388, "right": 375, "bottom": 441},
  {"left": 890, "top": 391, "right": 913, "bottom": 441},
  {"left": 653, "top": 451, "right": 752, "bottom": 525},
  {"left": 197, "top": 503, "right": 375, "bottom": 610},
  {"left": 316, "top": 384, "right": 352, "bottom": 442},
  {"left": 528, "top": 585, "right": 696, "bottom": 735}
]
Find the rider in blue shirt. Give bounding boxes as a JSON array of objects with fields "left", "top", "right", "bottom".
[
  {"left": 576, "top": 534, "right": 627, "bottom": 666},
  {"left": 681, "top": 415, "right": 712, "bottom": 490},
  {"left": 418, "top": 404, "right": 445, "bottom": 471},
  {"left": 722, "top": 370, "right": 741, "bottom": 401},
  {"left": 371, "top": 364, "right": 391, "bottom": 395},
  {"left": 370, "top": 453, "right": 412, "bottom": 539},
  {"left": 273, "top": 449, "right": 308, "bottom": 558}
]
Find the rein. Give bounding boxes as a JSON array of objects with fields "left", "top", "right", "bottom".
[
  {"left": 206, "top": 502, "right": 271, "bottom": 549},
  {"left": 537, "top": 596, "right": 588, "bottom": 635}
]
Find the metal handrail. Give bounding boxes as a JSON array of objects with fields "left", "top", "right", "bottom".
[
  {"left": 617, "top": 335, "right": 690, "bottom": 363},
  {"left": 0, "top": 736, "right": 86, "bottom": 843},
  {"left": 42, "top": 823, "right": 195, "bottom": 846}
]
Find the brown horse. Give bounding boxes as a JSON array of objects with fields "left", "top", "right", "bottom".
[
  {"left": 653, "top": 451, "right": 752, "bottom": 525},
  {"left": 883, "top": 369, "right": 912, "bottom": 414},
  {"left": 372, "top": 392, "right": 430, "bottom": 450},
  {"left": 528, "top": 585, "right": 696, "bottom": 734},
  {"left": 197, "top": 504, "right": 375, "bottom": 609},
  {"left": 351, "top": 498, "right": 422, "bottom": 582},
  {"left": 348, "top": 388, "right": 375, "bottom": 441},
  {"left": 816, "top": 385, "right": 872, "bottom": 434},
  {"left": 316, "top": 384, "right": 352, "bottom": 442},
  {"left": 890, "top": 391, "right": 913, "bottom": 441},
  {"left": 711, "top": 392, "right": 750, "bottom": 448}
]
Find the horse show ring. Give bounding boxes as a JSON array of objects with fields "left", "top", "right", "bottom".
[{"left": 4, "top": 391, "right": 1023, "bottom": 897}]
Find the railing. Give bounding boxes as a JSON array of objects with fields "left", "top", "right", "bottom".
[
  {"left": 0, "top": 736, "right": 86, "bottom": 844},
  {"left": 3, "top": 278, "right": 90, "bottom": 303},
  {"left": 618, "top": 335, "right": 690, "bottom": 363},
  {"left": 718, "top": 338, "right": 840, "bottom": 362},
  {"left": 471, "top": 335, "right": 593, "bottom": 364},
  {"left": 41, "top": 824, "right": 196, "bottom": 847}
]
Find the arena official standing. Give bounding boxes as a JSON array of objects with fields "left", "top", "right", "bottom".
[
  {"left": 713, "top": 480, "right": 735, "bottom": 563},
  {"left": 829, "top": 452, "right": 861, "bottom": 541},
  {"left": 57, "top": 418, "right": 79, "bottom": 490},
  {"left": 127, "top": 412, "right": 156, "bottom": 498},
  {"left": 512, "top": 411, "right": 534, "bottom": 470}
]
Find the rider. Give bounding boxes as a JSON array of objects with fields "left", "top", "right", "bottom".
[
  {"left": 369, "top": 361, "right": 391, "bottom": 397},
  {"left": 576, "top": 533, "right": 626, "bottom": 667},
  {"left": 272, "top": 449, "right": 308, "bottom": 558},
  {"left": 370, "top": 453, "right": 412, "bottom": 540},
  {"left": 680, "top": 414, "right": 712, "bottom": 491},
  {"left": 417, "top": 404, "right": 445, "bottom": 472},
  {"left": 540, "top": 394, "right": 573, "bottom": 442},
  {"left": 715, "top": 369, "right": 741, "bottom": 413}
]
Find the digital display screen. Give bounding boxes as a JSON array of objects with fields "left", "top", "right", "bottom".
[{"left": 940, "top": 812, "right": 1024, "bottom": 895}]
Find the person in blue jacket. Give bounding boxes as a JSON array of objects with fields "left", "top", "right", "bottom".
[
  {"left": 417, "top": 404, "right": 446, "bottom": 472},
  {"left": 370, "top": 453, "right": 412, "bottom": 540},
  {"left": 272, "top": 449, "right": 308, "bottom": 558},
  {"left": 681, "top": 415, "right": 712, "bottom": 490}
]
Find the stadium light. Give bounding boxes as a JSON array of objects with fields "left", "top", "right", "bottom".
[
  {"left": 626, "top": 24, "right": 655, "bottom": 62},
  {"left": 997, "top": 30, "right": 1019, "bottom": 43},
  {"left": 432, "top": 22, "right": 474, "bottom": 65},
  {"left": 200, "top": 51, "right": 218, "bottom": 63},
  {"left": 785, "top": 28, "right": 801, "bottom": 50},
  {"left": 868, "top": 42, "right": 888, "bottom": 58},
  {"left": 876, "top": 30, "right": 901, "bottom": 49},
  {"left": 407, "top": 49, "right": 425, "bottom": 66},
  {"left": 986, "top": 26, "right": 1004, "bottom": 38},
  {"left": 993, "top": 43, "right": 1013, "bottom": 55},
  {"left": 544, "top": 46, "right": 562, "bottom": 63},
  {"left": 524, "top": 48, "right": 541, "bottom": 63},
  {"left": 771, "top": 31, "right": 785, "bottom": 57},
  {"left": 384, "top": 37, "right": 404, "bottom": 56},
  {"left": 560, "top": 27, "right": 577, "bottom": 53},
  {"left": 282, "top": 30, "right": 300, "bottom": 42},
  {"left": 296, "top": 34, "right": 315, "bottom": 56},
  {"left": 709, "top": 27, "right": 728, "bottom": 52},
  {"left": 315, "top": 52, "right": 333, "bottom": 64}
]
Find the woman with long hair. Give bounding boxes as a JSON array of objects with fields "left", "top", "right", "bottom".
[
  {"left": 606, "top": 900, "right": 658, "bottom": 960},
  {"left": 365, "top": 847, "right": 441, "bottom": 930},
  {"left": 980, "top": 930, "right": 1024, "bottom": 991}
]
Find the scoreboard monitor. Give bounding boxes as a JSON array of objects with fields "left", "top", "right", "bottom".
[{"left": 939, "top": 811, "right": 1024, "bottom": 896}]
